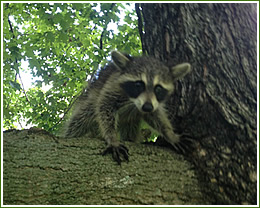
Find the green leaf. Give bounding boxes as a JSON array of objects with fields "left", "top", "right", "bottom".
[
  {"left": 29, "top": 58, "right": 41, "bottom": 69},
  {"left": 53, "top": 13, "right": 63, "bottom": 24},
  {"left": 3, "top": 107, "right": 11, "bottom": 119},
  {"left": 3, "top": 2, "right": 139, "bottom": 133},
  {"left": 46, "top": 32, "right": 55, "bottom": 43},
  {"left": 9, "top": 80, "right": 22, "bottom": 91},
  {"left": 59, "top": 32, "right": 68, "bottom": 42}
]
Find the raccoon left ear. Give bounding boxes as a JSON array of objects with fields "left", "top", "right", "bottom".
[
  {"left": 111, "top": 51, "right": 130, "bottom": 69},
  {"left": 171, "top": 63, "right": 191, "bottom": 81}
]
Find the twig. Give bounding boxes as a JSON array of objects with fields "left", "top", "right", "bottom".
[
  {"left": 7, "top": 14, "right": 15, "bottom": 38},
  {"left": 8, "top": 14, "right": 31, "bottom": 104},
  {"left": 18, "top": 72, "right": 31, "bottom": 104},
  {"left": 99, "top": 3, "right": 115, "bottom": 50}
]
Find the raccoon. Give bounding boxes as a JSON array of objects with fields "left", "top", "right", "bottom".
[{"left": 64, "top": 51, "right": 191, "bottom": 164}]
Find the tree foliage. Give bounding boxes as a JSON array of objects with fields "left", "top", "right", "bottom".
[{"left": 3, "top": 3, "right": 141, "bottom": 133}]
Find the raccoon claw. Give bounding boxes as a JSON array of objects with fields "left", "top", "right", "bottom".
[
  {"left": 172, "top": 135, "right": 194, "bottom": 154},
  {"left": 102, "top": 144, "right": 129, "bottom": 165}
]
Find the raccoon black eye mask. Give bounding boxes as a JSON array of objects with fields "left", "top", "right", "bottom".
[
  {"left": 120, "top": 81, "right": 145, "bottom": 98},
  {"left": 64, "top": 51, "right": 191, "bottom": 164},
  {"left": 154, "top": 85, "right": 168, "bottom": 102}
]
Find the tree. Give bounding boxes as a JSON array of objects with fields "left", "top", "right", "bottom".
[
  {"left": 137, "top": 3, "right": 257, "bottom": 204},
  {"left": 3, "top": 2, "right": 257, "bottom": 205},
  {"left": 3, "top": 3, "right": 141, "bottom": 132}
]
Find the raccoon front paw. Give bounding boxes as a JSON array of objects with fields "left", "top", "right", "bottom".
[{"left": 102, "top": 143, "right": 129, "bottom": 165}]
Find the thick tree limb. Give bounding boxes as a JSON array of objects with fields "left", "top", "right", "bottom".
[{"left": 3, "top": 128, "right": 209, "bottom": 205}]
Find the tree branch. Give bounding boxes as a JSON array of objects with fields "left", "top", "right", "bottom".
[
  {"left": 99, "top": 3, "right": 116, "bottom": 50},
  {"left": 3, "top": 129, "right": 210, "bottom": 205},
  {"left": 8, "top": 14, "right": 31, "bottom": 104}
]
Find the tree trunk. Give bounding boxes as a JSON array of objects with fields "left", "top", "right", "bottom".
[
  {"left": 138, "top": 3, "right": 257, "bottom": 205},
  {"left": 3, "top": 128, "right": 209, "bottom": 205}
]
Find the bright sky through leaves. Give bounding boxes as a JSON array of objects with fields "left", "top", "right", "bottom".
[{"left": 3, "top": 3, "right": 141, "bottom": 132}]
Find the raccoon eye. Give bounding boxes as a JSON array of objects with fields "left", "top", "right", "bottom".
[
  {"left": 121, "top": 81, "right": 145, "bottom": 98},
  {"left": 154, "top": 85, "right": 168, "bottom": 101},
  {"left": 134, "top": 81, "right": 145, "bottom": 91}
]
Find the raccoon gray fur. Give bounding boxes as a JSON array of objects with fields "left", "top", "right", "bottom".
[{"left": 64, "top": 51, "right": 191, "bottom": 164}]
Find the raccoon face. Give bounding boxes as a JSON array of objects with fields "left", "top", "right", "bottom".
[
  {"left": 120, "top": 79, "right": 169, "bottom": 113},
  {"left": 112, "top": 51, "right": 191, "bottom": 113}
]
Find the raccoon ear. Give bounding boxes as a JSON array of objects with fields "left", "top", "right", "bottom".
[
  {"left": 171, "top": 63, "right": 191, "bottom": 81},
  {"left": 111, "top": 51, "right": 130, "bottom": 69}
]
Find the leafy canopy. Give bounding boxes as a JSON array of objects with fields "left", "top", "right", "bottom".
[{"left": 3, "top": 3, "right": 141, "bottom": 133}]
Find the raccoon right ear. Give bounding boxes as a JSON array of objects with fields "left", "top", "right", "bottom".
[
  {"left": 171, "top": 63, "right": 191, "bottom": 81},
  {"left": 111, "top": 51, "right": 130, "bottom": 69}
]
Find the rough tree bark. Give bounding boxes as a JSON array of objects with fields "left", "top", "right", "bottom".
[
  {"left": 3, "top": 128, "right": 209, "bottom": 205},
  {"left": 138, "top": 3, "right": 257, "bottom": 205}
]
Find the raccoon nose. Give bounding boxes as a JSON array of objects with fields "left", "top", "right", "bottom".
[{"left": 142, "top": 102, "right": 154, "bottom": 112}]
